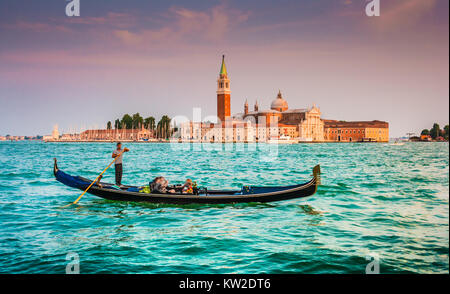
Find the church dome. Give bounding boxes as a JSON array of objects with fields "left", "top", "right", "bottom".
[{"left": 271, "top": 90, "right": 288, "bottom": 111}]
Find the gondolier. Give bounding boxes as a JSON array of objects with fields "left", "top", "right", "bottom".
[{"left": 112, "top": 142, "right": 129, "bottom": 186}]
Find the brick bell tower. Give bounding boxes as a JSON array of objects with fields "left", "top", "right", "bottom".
[{"left": 217, "top": 55, "right": 230, "bottom": 123}]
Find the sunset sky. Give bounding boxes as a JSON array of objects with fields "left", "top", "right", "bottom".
[{"left": 0, "top": 0, "right": 448, "bottom": 137}]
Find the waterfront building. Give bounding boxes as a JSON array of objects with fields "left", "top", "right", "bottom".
[
  {"left": 43, "top": 125, "right": 60, "bottom": 142},
  {"left": 52, "top": 125, "right": 59, "bottom": 139},
  {"left": 420, "top": 134, "right": 432, "bottom": 141},
  {"left": 6, "top": 136, "right": 26, "bottom": 141},
  {"left": 79, "top": 126, "right": 152, "bottom": 141},
  {"left": 60, "top": 133, "right": 81, "bottom": 141},
  {"left": 181, "top": 121, "right": 257, "bottom": 143},
  {"left": 323, "top": 120, "right": 389, "bottom": 142},
  {"left": 278, "top": 124, "right": 298, "bottom": 139}
]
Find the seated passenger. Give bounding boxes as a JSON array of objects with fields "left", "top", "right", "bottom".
[
  {"left": 181, "top": 179, "right": 194, "bottom": 194},
  {"left": 150, "top": 176, "right": 175, "bottom": 193}
]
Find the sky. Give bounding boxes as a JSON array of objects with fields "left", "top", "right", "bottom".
[{"left": 0, "top": 0, "right": 448, "bottom": 137}]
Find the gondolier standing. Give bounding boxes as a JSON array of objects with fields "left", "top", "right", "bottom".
[{"left": 112, "top": 142, "right": 129, "bottom": 186}]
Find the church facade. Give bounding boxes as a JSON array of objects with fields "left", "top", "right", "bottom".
[{"left": 240, "top": 90, "right": 324, "bottom": 141}]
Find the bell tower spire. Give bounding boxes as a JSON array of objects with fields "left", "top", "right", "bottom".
[
  {"left": 217, "top": 55, "right": 231, "bottom": 122},
  {"left": 220, "top": 55, "right": 227, "bottom": 77}
]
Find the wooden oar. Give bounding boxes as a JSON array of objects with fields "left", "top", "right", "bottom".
[{"left": 63, "top": 149, "right": 125, "bottom": 208}]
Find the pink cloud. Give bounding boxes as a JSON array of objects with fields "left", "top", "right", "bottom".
[
  {"left": 2, "top": 4, "right": 250, "bottom": 50},
  {"left": 113, "top": 27, "right": 174, "bottom": 46},
  {"left": 113, "top": 4, "right": 249, "bottom": 47},
  {"left": 64, "top": 12, "right": 137, "bottom": 28},
  {"left": 2, "top": 20, "right": 73, "bottom": 33},
  {"left": 1, "top": 3, "right": 251, "bottom": 54},
  {"left": 2, "top": 12, "right": 137, "bottom": 34}
]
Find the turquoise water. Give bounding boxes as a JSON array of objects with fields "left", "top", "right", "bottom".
[{"left": 0, "top": 141, "right": 448, "bottom": 274}]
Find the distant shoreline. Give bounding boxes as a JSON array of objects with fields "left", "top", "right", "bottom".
[
  {"left": 2, "top": 139, "right": 448, "bottom": 144},
  {"left": 44, "top": 141, "right": 323, "bottom": 144}
]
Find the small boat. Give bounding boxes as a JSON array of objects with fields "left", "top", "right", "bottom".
[
  {"left": 267, "top": 135, "right": 299, "bottom": 144},
  {"left": 298, "top": 137, "right": 313, "bottom": 142},
  {"left": 390, "top": 140, "right": 405, "bottom": 146},
  {"left": 53, "top": 159, "right": 320, "bottom": 204}
]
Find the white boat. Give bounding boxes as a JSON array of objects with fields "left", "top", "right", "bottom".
[
  {"left": 390, "top": 140, "right": 405, "bottom": 146},
  {"left": 267, "top": 135, "right": 298, "bottom": 144},
  {"left": 298, "top": 137, "right": 313, "bottom": 142}
]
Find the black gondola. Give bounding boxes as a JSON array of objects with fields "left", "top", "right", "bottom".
[{"left": 53, "top": 159, "right": 321, "bottom": 204}]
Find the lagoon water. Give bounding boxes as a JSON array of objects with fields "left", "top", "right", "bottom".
[{"left": 0, "top": 141, "right": 448, "bottom": 273}]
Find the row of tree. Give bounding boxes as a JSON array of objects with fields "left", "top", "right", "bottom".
[
  {"left": 421, "top": 123, "right": 449, "bottom": 140},
  {"left": 106, "top": 113, "right": 174, "bottom": 139}
]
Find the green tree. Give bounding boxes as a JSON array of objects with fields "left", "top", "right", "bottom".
[
  {"left": 444, "top": 125, "right": 449, "bottom": 140},
  {"left": 107, "top": 121, "right": 112, "bottom": 130},
  {"left": 132, "top": 113, "right": 144, "bottom": 129},
  {"left": 430, "top": 123, "right": 440, "bottom": 139},
  {"left": 420, "top": 129, "right": 430, "bottom": 136},
  {"left": 114, "top": 119, "right": 121, "bottom": 129},
  {"left": 121, "top": 114, "right": 133, "bottom": 129},
  {"left": 156, "top": 115, "right": 171, "bottom": 139},
  {"left": 144, "top": 116, "right": 156, "bottom": 130}
]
